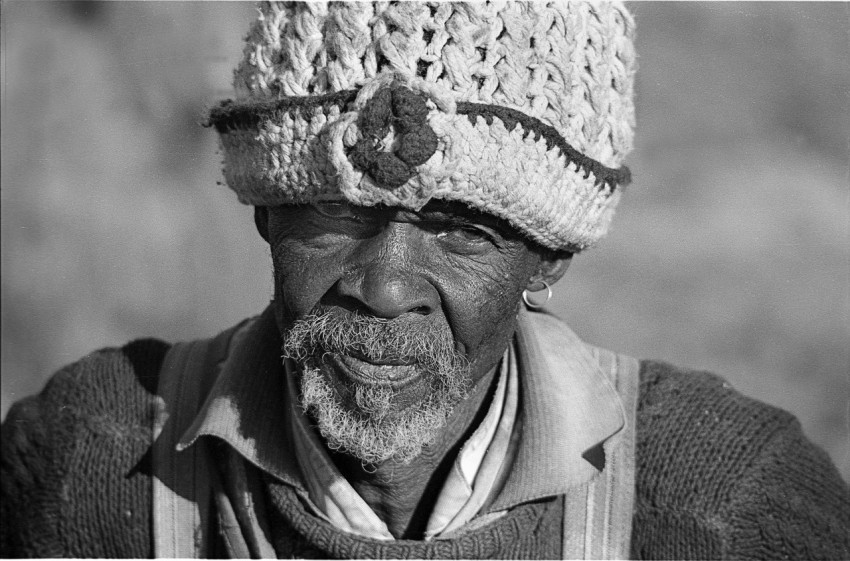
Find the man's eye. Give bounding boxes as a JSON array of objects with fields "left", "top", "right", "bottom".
[
  {"left": 436, "top": 224, "right": 498, "bottom": 245},
  {"left": 313, "top": 203, "right": 360, "bottom": 221}
]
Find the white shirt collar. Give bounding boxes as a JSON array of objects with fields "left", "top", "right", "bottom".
[
  {"left": 284, "top": 342, "right": 520, "bottom": 540},
  {"left": 177, "top": 306, "right": 626, "bottom": 521}
]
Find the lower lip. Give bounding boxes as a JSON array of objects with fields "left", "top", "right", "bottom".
[{"left": 326, "top": 354, "right": 420, "bottom": 389}]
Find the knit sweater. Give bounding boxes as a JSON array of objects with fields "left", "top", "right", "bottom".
[{"left": 2, "top": 337, "right": 849, "bottom": 559}]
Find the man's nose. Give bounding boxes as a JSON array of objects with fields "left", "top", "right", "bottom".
[{"left": 334, "top": 222, "right": 438, "bottom": 319}]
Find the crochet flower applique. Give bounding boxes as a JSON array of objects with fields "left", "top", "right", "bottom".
[{"left": 348, "top": 85, "right": 439, "bottom": 189}]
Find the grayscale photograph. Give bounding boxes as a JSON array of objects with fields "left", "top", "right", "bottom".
[{"left": 1, "top": 1, "right": 848, "bottom": 558}]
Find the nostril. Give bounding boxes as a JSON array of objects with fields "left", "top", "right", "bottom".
[
  {"left": 331, "top": 293, "right": 375, "bottom": 316},
  {"left": 334, "top": 256, "right": 439, "bottom": 319},
  {"left": 330, "top": 278, "right": 435, "bottom": 318}
]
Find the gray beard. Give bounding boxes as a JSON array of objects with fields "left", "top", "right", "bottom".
[{"left": 281, "top": 310, "right": 471, "bottom": 465}]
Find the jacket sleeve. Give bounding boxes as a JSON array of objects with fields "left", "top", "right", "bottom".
[
  {"left": 0, "top": 339, "right": 169, "bottom": 558},
  {"left": 721, "top": 416, "right": 850, "bottom": 560},
  {"left": 632, "top": 360, "right": 850, "bottom": 560}
]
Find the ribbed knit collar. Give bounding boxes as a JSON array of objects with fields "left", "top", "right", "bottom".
[{"left": 177, "top": 305, "right": 626, "bottom": 511}]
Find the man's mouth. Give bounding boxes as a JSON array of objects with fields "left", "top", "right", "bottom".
[{"left": 324, "top": 353, "right": 420, "bottom": 389}]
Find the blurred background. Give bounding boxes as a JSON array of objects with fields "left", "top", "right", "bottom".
[{"left": 2, "top": 2, "right": 848, "bottom": 481}]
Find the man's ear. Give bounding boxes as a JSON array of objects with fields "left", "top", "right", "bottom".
[
  {"left": 527, "top": 252, "right": 572, "bottom": 291},
  {"left": 254, "top": 206, "right": 270, "bottom": 243}
]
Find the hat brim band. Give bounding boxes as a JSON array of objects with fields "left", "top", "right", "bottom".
[
  {"left": 207, "top": 90, "right": 630, "bottom": 193},
  {"left": 456, "top": 102, "right": 631, "bottom": 192}
]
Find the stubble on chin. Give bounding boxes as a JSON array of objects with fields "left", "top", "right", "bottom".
[{"left": 282, "top": 311, "right": 471, "bottom": 465}]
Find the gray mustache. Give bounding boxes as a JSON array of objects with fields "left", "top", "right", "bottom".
[{"left": 281, "top": 310, "right": 465, "bottom": 368}]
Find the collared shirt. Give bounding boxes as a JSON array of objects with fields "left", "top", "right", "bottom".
[
  {"left": 177, "top": 307, "right": 626, "bottom": 541},
  {"left": 284, "top": 340, "right": 519, "bottom": 540}
]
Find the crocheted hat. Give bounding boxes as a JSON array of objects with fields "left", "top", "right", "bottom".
[{"left": 209, "top": 1, "right": 636, "bottom": 251}]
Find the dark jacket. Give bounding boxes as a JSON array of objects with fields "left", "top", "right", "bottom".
[{"left": 2, "top": 331, "right": 849, "bottom": 558}]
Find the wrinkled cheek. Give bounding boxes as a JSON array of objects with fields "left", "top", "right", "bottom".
[
  {"left": 450, "top": 286, "right": 525, "bottom": 380},
  {"left": 441, "top": 253, "right": 535, "bottom": 359},
  {"left": 270, "top": 244, "right": 330, "bottom": 328},
  {"left": 478, "top": 295, "right": 523, "bottom": 349}
]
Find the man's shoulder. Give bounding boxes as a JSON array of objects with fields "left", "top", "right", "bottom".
[
  {"left": 632, "top": 359, "right": 850, "bottom": 559},
  {"left": 3, "top": 337, "right": 172, "bottom": 434},
  {"left": 633, "top": 359, "right": 814, "bottom": 475},
  {"left": 635, "top": 358, "right": 795, "bottom": 436},
  {"left": 0, "top": 337, "right": 173, "bottom": 557},
  {"left": 1, "top": 337, "right": 173, "bottom": 505},
  {"left": 633, "top": 358, "right": 826, "bottom": 494},
  {"left": 3, "top": 313, "right": 257, "bottom": 429},
  {"left": 0, "top": 315, "right": 255, "bottom": 558}
]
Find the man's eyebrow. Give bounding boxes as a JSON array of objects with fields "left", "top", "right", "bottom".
[
  {"left": 417, "top": 202, "right": 495, "bottom": 222},
  {"left": 412, "top": 204, "right": 521, "bottom": 237}
]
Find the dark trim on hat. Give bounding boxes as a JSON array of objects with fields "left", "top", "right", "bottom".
[
  {"left": 206, "top": 90, "right": 358, "bottom": 132},
  {"left": 456, "top": 103, "right": 631, "bottom": 191},
  {"left": 207, "top": 90, "right": 631, "bottom": 192}
]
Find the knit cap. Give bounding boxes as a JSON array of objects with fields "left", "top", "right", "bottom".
[{"left": 209, "top": 1, "right": 636, "bottom": 252}]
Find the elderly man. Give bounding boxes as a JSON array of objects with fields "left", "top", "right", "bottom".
[{"left": 2, "top": 1, "right": 848, "bottom": 559}]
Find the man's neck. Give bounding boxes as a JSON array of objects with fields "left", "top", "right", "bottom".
[{"left": 329, "top": 365, "right": 500, "bottom": 539}]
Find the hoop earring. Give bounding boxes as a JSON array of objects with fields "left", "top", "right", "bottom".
[{"left": 522, "top": 281, "right": 552, "bottom": 309}]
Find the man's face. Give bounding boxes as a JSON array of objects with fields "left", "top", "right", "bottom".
[{"left": 264, "top": 201, "right": 561, "bottom": 463}]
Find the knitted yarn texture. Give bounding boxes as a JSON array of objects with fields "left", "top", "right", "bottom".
[
  {"left": 209, "top": 1, "right": 637, "bottom": 251},
  {"left": 4, "top": 335, "right": 849, "bottom": 558}
]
